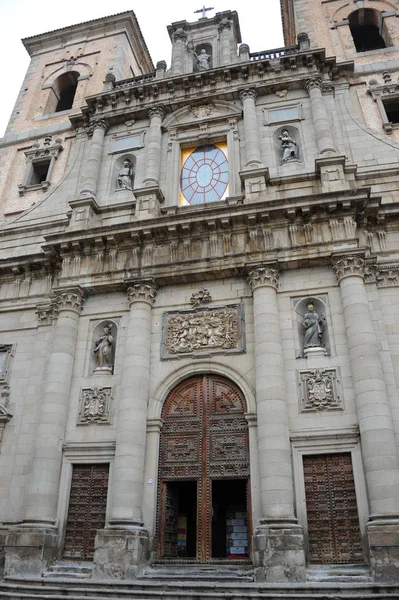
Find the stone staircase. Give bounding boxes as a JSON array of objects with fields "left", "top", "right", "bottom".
[{"left": 1, "top": 563, "right": 399, "bottom": 599}]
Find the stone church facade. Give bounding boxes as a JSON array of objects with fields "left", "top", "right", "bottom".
[{"left": 0, "top": 0, "right": 399, "bottom": 587}]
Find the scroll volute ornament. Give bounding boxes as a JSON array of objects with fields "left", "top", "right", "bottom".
[
  {"left": 55, "top": 287, "right": 85, "bottom": 313},
  {"left": 332, "top": 255, "right": 365, "bottom": 283},
  {"left": 248, "top": 266, "right": 279, "bottom": 291}
]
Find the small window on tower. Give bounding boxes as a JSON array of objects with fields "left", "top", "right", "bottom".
[
  {"left": 349, "top": 9, "right": 390, "bottom": 52},
  {"left": 29, "top": 160, "right": 51, "bottom": 186},
  {"left": 382, "top": 99, "right": 399, "bottom": 125}
]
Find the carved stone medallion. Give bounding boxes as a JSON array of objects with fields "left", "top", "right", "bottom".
[
  {"left": 161, "top": 305, "right": 245, "bottom": 359},
  {"left": 298, "top": 368, "right": 342, "bottom": 412},
  {"left": 77, "top": 387, "right": 112, "bottom": 425}
]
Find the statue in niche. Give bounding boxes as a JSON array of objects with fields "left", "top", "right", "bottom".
[
  {"left": 303, "top": 301, "right": 325, "bottom": 350},
  {"left": 117, "top": 159, "right": 133, "bottom": 190},
  {"left": 194, "top": 48, "right": 211, "bottom": 71},
  {"left": 94, "top": 323, "right": 114, "bottom": 373},
  {"left": 279, "top": 129, "right": 298, "bottom": 164}
]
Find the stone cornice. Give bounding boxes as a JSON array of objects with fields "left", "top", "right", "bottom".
[{"left": 69, "top": 50, "right": 353, "bottom": 129}]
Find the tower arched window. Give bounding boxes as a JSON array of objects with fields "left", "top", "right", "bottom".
[
  {"left": 54, "top": 71, "right": 79, "bottom": 112},
  {"left": 348, "top": 9, "right": 389, "bottom": 52}
]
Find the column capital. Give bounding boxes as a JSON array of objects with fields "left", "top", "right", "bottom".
[
  {"left": 54, "top": 287, "right": 86, "bottom": 313},
  {"left": 248, "top": 265, "right": 279, "bottom": 292},
  {"left": 218, "top": 19, "right": 232, "bottom": 33},
  {"left": 87, "top": 117, "right": 109, "bottom": 137},
  {"left": 304, "top": 76, "right": 323, "bottom": 94},
  {"left": 239, "top": 88, "right": 257, "bottom": 103},
  {"left": 126, "top": 279, "right": 157, "bottom": 306},
  {"left": 332, "top": 254, "right": 365, "bottom": 283},
  {"left": 172, "top": 28, "right": 187, "bottom": 43},
  {"left": 148, "top": 106, "right": 165, "bottom": 121}
]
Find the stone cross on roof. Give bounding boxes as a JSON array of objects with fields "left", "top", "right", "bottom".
[{"left": 194, "top": 5, "right": 214, "bottom": 19}]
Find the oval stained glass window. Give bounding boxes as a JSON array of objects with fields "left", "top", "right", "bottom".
[{"left": 180, "top": 144, "right": 229, "bottom": 205}]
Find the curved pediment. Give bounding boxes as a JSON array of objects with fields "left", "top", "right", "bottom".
[{"left": 163, "top": 101, "right": 242, "bottom": 130}]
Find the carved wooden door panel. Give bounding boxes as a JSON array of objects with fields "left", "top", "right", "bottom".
[
  {"left": 158, "top": 375, "right": 250, "bottom": 562},
  {"left": 63, "top": 463, "right": 109, "bottom": 561},
  {"left": 303, "top": 453, "right": 363, "bottom": 564}
]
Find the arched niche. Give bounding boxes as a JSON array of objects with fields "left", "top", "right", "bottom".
[
  {"left": 90, "top": 319, "right": 119, "bottom": 375},
  {"left": 274, "top": 125, "right": 301, "bottom": 165},
  {"left": 193, "top": 43, "right": 212, "bottom": 72},
  {"left": 112, "top": 153, "right": 136, "bottom": 192},
  {"left": 294, "top": 296, "right": 330, "bottom": 357}
]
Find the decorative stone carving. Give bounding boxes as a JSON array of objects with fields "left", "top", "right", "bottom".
[
  {"left": 299, "top": 368, "right": 342, "bottom": 412},
  {"left": 172, "top": 28, "right": 187, "bottom": 42},
  {"left": 36, "top": 301, "right": 58, "bottom": 326},
  {"left": 77, "top": 386, "right": 112, "bottom": 425},
  {"left": 94, "top": 323, "right": 114, "bottom": 373},
  {"left": 333, "top": 255, "right": 365, "bottom": 283},
  {"left": 87, "top": 118, "right": 109, "bottom": 138},
  {"left": 55, "top": 288, "right": 85, "bottom": 313},
  {"left": 305, "top": 76, "right": 323, "bottom": 93},
  {"left": 191, "top": 104, "right": 213, "bottom": 118},
  {"left": 117, "top": 159, "right": 134, "bottom": 190},
  {"left": 279, "top": 129, "right": 299, "bottom": 164},
  {"left": 376, "top": 266, "right": 399, "bottom": 287},
  {"left": 148, "top": 106, "right": 165, "bottom": 120},
  {"left": 248, "top": 266, "right": 279, "bottom": 291},
  {"left": 239, "top": 88, "right": 257, "bottom": 102},
  {"left": 127, "top": 280, "right": 157, "bottom": 306},
  {"left": 162, "top": 305, "right": 245, "bottom": 359},
  {"left": 190, "top": 288, "right": 212, "bottom": 307},
  {"left": 194, "top": 48, "right": 211, "bottom": 71}
]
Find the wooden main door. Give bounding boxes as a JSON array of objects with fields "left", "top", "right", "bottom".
[
  {"left": 63, "top": 463, "right": 109, "bottom": 561},
  {"left": 303, "top": 453, "right": 364, "bottom": 564},
  {"left": 157, "top": 375, "right": 251, "bottom": 562}
]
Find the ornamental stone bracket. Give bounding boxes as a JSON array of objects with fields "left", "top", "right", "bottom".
[
  {"left": 161, "top": 304, "right": 245, "bottom": 359},
  {"left": 77, "top": 386, "right": 113, "bottom": 425},
  {"left": 298, "top": 368, "right": 343, "bottom": 413}
]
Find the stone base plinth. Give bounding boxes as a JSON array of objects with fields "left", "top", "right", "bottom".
[
  {"left": 93, "top": 528, "right": 150, "bottom": 580},
  {"left": 133, "top": 186, "right": 164, "bottom": 220},
  {"left": 4, "top": 526, "right": 58, "bottom": 578},
  {"left": 252, "top": 522, "right": 306, "bottom": 582},
  {"left": 368, "top": 518, "right": 399, "bottom": 582}
]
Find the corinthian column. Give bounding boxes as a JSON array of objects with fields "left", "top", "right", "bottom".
[
  {"left": 248, "top": 265, "right": 305, "bottom": 582},
  {"left": 240, "top": 89, "right": 262, "bottom": 167},
  {"left": 333, "top": 254, "right": 399, "bottom": 581},
  {"left": 305, "top": 77, "right": 335, "bottom": 155},
  {"left": 79, "top": 118, "right": 108, "bottom": 197},
  {"left": 143, "top": 107, "right": 164, "bottom": 187},
  {"left": 218, "top": 19, "right": 232, "bottom": 65},
  {"left": 108, "top": 280, "right": 157, "bottom": 527},
  {"left": 333, "top": 255, "right": 399, "bottom": 517},
  {"left": 24, "top": 288, "right": 85, "bottom": 525}
]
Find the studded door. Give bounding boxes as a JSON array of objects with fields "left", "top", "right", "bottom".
[
  {"left": 158, "top": 375, "right": 250, "bottom": 562},
  {"left": 63, "top": 463, "right": 109, "bottom": 561},
  {"left": 303, "top": 453, "right": 364, "bottom": 564}
]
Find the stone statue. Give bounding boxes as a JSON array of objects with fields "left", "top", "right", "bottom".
[
  {"left": 279, "top": 129, "right": 298, "bottom": 164},
  {"left": 195, "top": 48, "right": 211, "bottom": 71},
  {"left": 94, "top": 323, "right": 114, "bottom": 372},
  {"left": 117, "top": 159, "right": 133, "bottom": 190},
  {"left": 303, "top": 301, "right": 325, "bottom": 350}
]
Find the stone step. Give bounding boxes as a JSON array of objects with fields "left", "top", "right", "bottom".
[
  {"left": 142, "top": 564, "right": 254, "bottom": 581},
  {"left": 43, "top": 560, "right": 93, "bottom": 580},
  {"left": 2, "top": 579, "right": 399, "bottom": 599},
  {"left": 306, "top": 563, "right": 372, "bottom": 583}
]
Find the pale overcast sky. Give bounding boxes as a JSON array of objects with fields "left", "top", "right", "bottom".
[{"left": 0, "top": 0, "right": 284, "bottom": 137}]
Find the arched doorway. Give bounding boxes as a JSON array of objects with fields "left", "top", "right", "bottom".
[{"left": 157, "top": 374, "right": 251, "bottom": 563}]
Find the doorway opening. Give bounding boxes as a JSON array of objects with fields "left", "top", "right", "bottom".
[
  {"left": 212, "top": 479, "right": 249, "bottom": 559},
  {"left": 160, "top": 481, "right": 197, "bottom": 559}
]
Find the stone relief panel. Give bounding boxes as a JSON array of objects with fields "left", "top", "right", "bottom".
[
  {"left": 161, "top": 305, "right": 245, "bottom": 359},
  {"left": 298, "top": 368, "right": 343, "bottom": 413},
  {"left": 77, "top": 386, "right": 113, "bottom": 425}
]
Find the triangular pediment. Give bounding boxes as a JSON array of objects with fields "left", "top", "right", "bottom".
[{"left": 163, "top": 101, "right": 242, "bottom": 130}]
